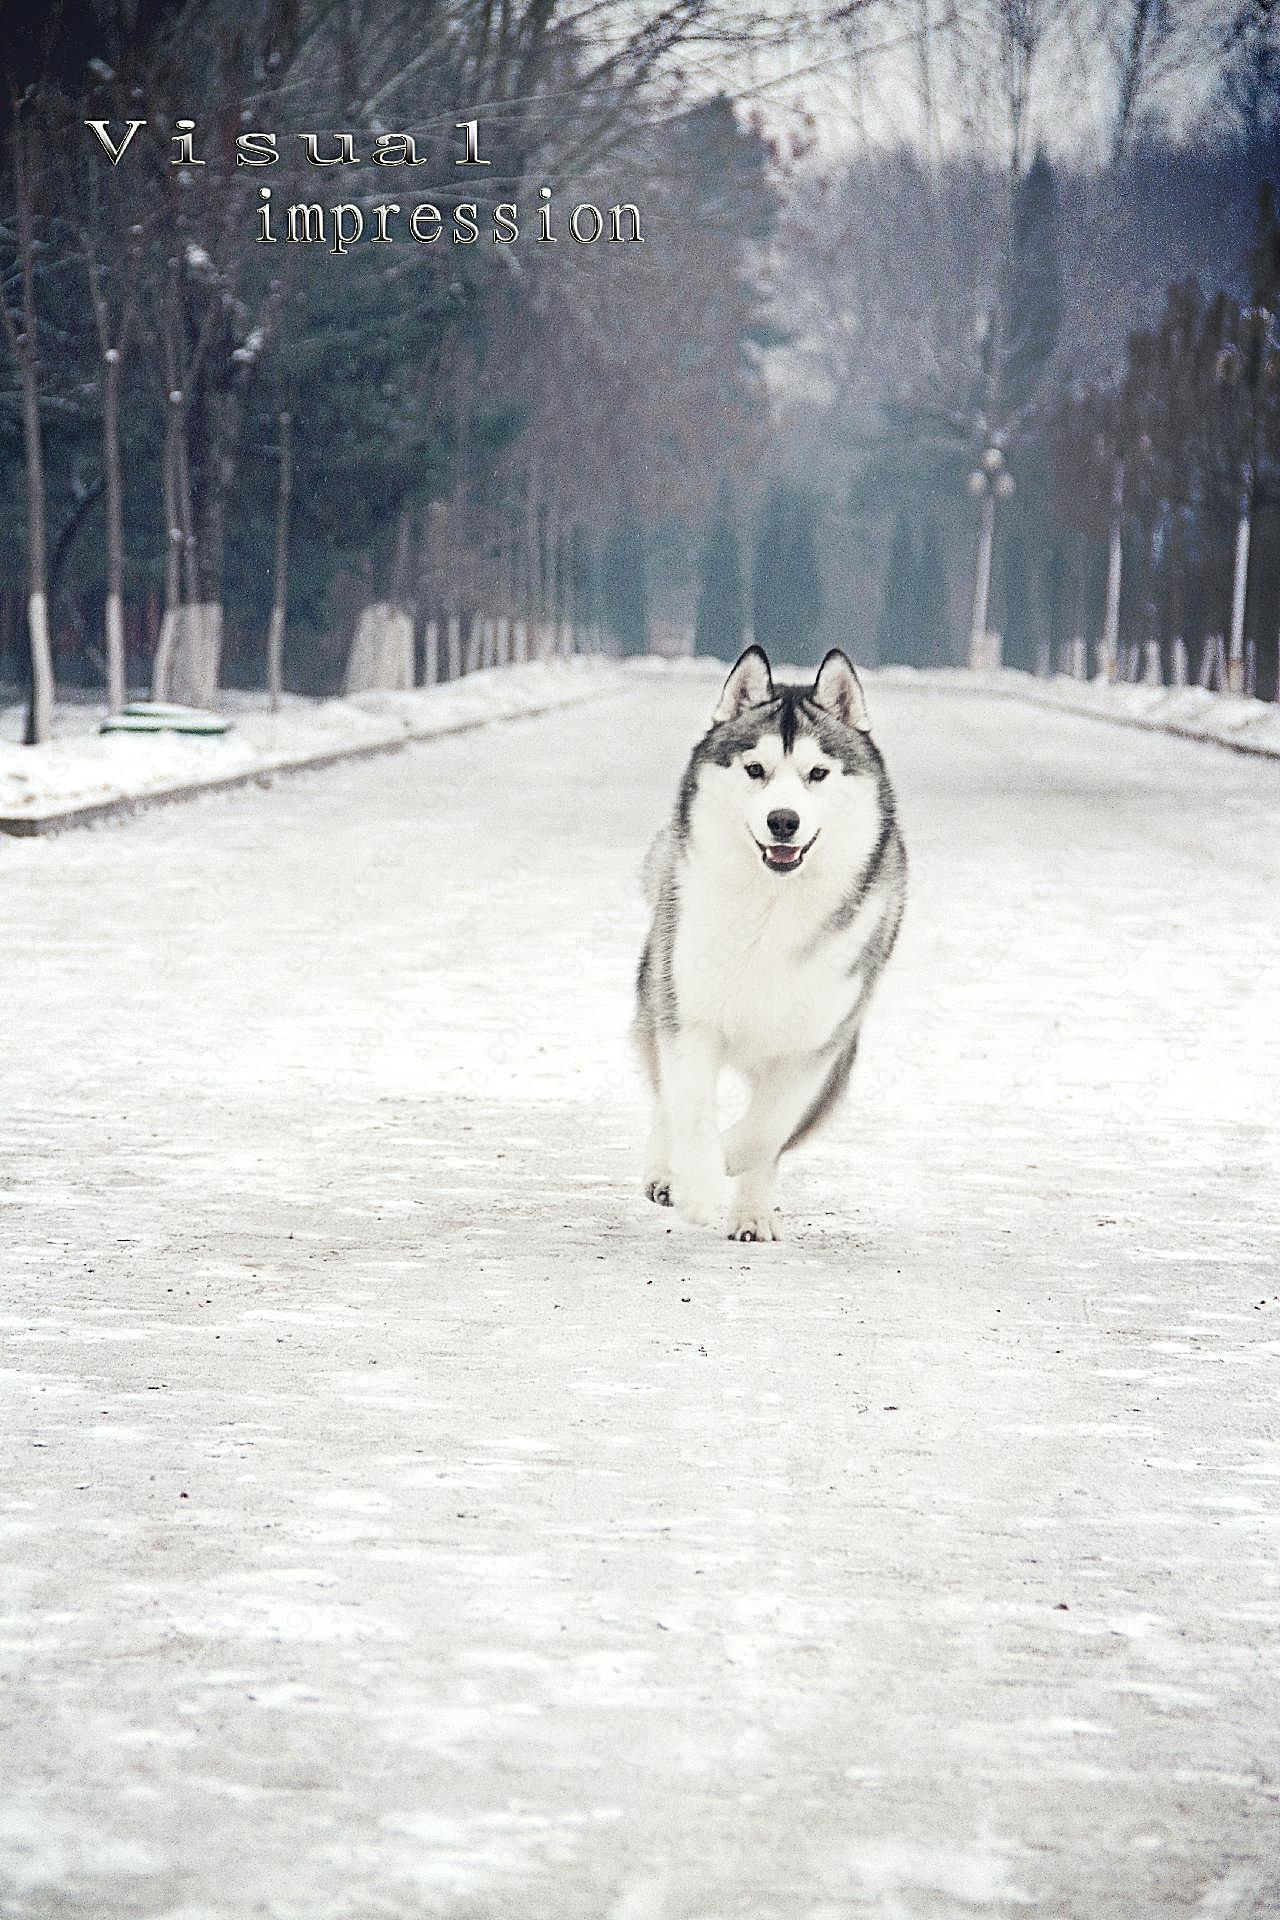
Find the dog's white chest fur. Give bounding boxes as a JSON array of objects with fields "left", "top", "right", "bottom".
[{"left": 671, "top": 856, "right": 866, "bottom": 1067}]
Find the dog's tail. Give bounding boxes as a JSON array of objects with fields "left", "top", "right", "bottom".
[{"left": 640, "top": 825, "right": 673, "bottom": 909}]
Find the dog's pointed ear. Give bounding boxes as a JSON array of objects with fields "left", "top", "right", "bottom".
[
  {"left": 811, "top": 650, "right": 872, "bottom": 732},
  {"left": 713, "top": 645, "right": 773, "bottom": 725}
]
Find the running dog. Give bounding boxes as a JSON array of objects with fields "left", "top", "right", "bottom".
[{"left": 634, "top": 645, "right": 906, "bottom": 1241}]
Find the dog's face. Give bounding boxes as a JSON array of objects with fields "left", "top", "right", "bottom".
[{"left": 680, "top": 646, "right": 886, "bottom": 878}]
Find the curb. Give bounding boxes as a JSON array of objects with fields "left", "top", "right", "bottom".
[{"left": 0, "top": 683, "right": 611, "bottom": 840}]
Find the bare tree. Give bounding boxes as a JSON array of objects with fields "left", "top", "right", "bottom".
[
  {"left": 266, "top": 409, "right": 292, "bottom": 711},
  {"left": 81, "top": 177, "right": 144, "bottom": 713},
  {"left": 0, "top": 97, "right": 56, "bottom": 743}
]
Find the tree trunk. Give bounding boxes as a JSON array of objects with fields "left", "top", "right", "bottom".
[
  {"left": 1227, "top": 489, "right": 1251, "bottom": 697},
  {"left": 153, "top": 420, "right": 182, "bottom": 701},
  {"left": 19, "top": 362, "right": 53, "bottom": 744},
  {"left": 267, "top": 411, "right": 292, "bottom": 712},
  {"left": 2, "top": 118, "right": 55, "bottom": 744},
  {"left": 102, "top": 348, "right": 127, "bottom": 711},
  {"left": 1099, "top": 460, "right": 1124, "bottom": 683},
  {"left": 967, "top": 489, "right": 996, "bottom": 670},
  {"left": 345, "top": 602, "right": 413, "bottom": 693},
  {"left": 391, "top": 504, "right": 414, "bottom": 608},
  {"left": 170, "top": 603, "right": 223, "bottom": 708}
]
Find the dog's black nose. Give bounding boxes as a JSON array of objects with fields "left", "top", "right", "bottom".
[{"left": 766, "top": 809, "right": 800, "bottom": 841}]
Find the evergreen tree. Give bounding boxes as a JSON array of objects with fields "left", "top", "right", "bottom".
[
  {"left": 874, "top": 509, "right": 916, "bottom": 664},
  {"left": 914, "top": 516, "right": 950, "bottom": 666},
  {"left": 694, "top": 481, "right": 746, "bottom": 658},
  {"left": 603, "top": 515, "right": 650, "bottom": 656},
  {"left": 1001, "top": 149, "right": 1065, "bottom": 417},
  {"left": 752, "top": 482, "right": 824, "bottom": 664}
]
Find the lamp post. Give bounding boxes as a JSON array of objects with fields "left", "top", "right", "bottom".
[{"left": 967, "top": 444, "right": 1014, "bottom": 671}]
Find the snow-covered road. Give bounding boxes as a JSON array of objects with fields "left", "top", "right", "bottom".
[{"left": 2, "top": 669, "right": 1278, "bottom": 1919}]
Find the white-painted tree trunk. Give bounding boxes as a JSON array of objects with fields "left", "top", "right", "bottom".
[
  {"left": 152, "top": 607, "right": 177, "bottom": 702},
  {"left": 27, "top": 591, "right": 54, "bottom": 743},
  {"left": 422, "top": 620, "right": 439, "bottom": 687},
  {"left": 105, "top": 591, "right": 126, "bottom": 714},
  {"left": 1099, "top": 477, "right": 1123, "bottom": 685},
  {"left": 267, "top": 410, "right": 292, "bottom": 715},
  {"left": 1171, "top": 637, "right": 1188, "bottom": 687},
  {"left": 169, "top": 602, "right": 223, "bottom": 710},
  {"left": 344, "top": 603, "right": 413, "bottom": 695},
  {"left": 266, "top": 604, "right": 286, "bottom": 713},
  {"left": 447, "top": 616, "right": 462, "bottom": 681},
  {"left": 1227, "top": 501, "right": 1251, "bottom": 697},
  {"left": 1198, "top": 634, "right": 1225, "bottom": 690},
  {"left": 1141, "top": 639, "right": 1163, "bottom": 687}
]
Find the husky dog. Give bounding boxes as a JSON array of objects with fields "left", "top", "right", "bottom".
[{"left": 634, "top": 645, "right": 906, "bottom": 1241}]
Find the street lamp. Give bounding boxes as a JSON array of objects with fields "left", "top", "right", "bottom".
[{"left": 967, "top": 443, "right": 1014, "bottom": 671}]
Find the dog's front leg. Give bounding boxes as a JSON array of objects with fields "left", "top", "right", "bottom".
[
  {"left": 658, "top": 1025, "right": 726, "bottom": 1228},
  {"left": 721, "top": 1058, "right": 831, "bottom": 1243}
]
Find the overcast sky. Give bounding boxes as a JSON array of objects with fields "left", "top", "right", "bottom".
[{"left": 682, "top": 0, "right": 1242, "bottom": 168}]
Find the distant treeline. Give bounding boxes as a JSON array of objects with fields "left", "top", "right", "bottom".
[
  {"left": 771, "top": 120, "right": 1280, "bottom": 698},
  {"left": 0, "top": 0, "right": 779, "bottom": 735},
  {"left": 5, "top": 0, "right": 1280, "bottom": 726}
]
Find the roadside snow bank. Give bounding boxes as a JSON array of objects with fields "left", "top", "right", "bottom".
[
  {"left": 0, "top": 659, "right": 616, "bottom": 828},
  {"left": 874, "top": 665, "right": 1280, "bottom": 759}
]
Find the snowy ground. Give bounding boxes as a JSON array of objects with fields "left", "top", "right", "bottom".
[
  {"left": 1, "top": 672, "right": 1278, "bottom": 1919},
  {"left": 0, "top": 660, "right": 613, "bottom": 823}
]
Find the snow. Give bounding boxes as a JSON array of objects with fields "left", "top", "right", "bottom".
[
  {"left": 0, "top": 676, "right": 1278, "bottom": 1917},
  {"left": 876, "top": 664, "right": 1280, "bottom": 758},
  {"left": 0, "top": 659, "right": 616, "bottom": 824},
  {"left": 231, "top": 327, "right": 265, "bottom": 364}
]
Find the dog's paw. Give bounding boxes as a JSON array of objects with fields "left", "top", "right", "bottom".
[
  {"left": 644, "top": 1179, "right": 672, "bottom": 1207},
  {"left": 672, "top": 1175, "right": 726, "bottom": 1229},
  {"left": 727, "top": 1208, "right": 781, "bottom": 1244}
]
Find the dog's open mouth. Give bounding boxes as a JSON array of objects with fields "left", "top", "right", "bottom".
[{"left": 755, "top": 832, "right": 818, "bottom": 873}]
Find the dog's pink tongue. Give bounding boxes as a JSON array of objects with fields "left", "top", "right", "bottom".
[{"left": 769, "top": 844, "right": 801, "bottom": 864}]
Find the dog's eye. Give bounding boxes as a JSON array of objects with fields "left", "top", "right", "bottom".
[
  {"left": 808, "top": 766, "right": 830, "bottom": 783},
  {"left": 744, "top": 761, "right": 766, "bottom": 781}
]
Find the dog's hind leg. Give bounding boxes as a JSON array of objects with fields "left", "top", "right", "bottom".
[
  {"left": 643, "top": 1112, "right": 672, "bottom": 1207},
  {"left": 634, "top": 1012, "right": 672, "bottom": 1205}
]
